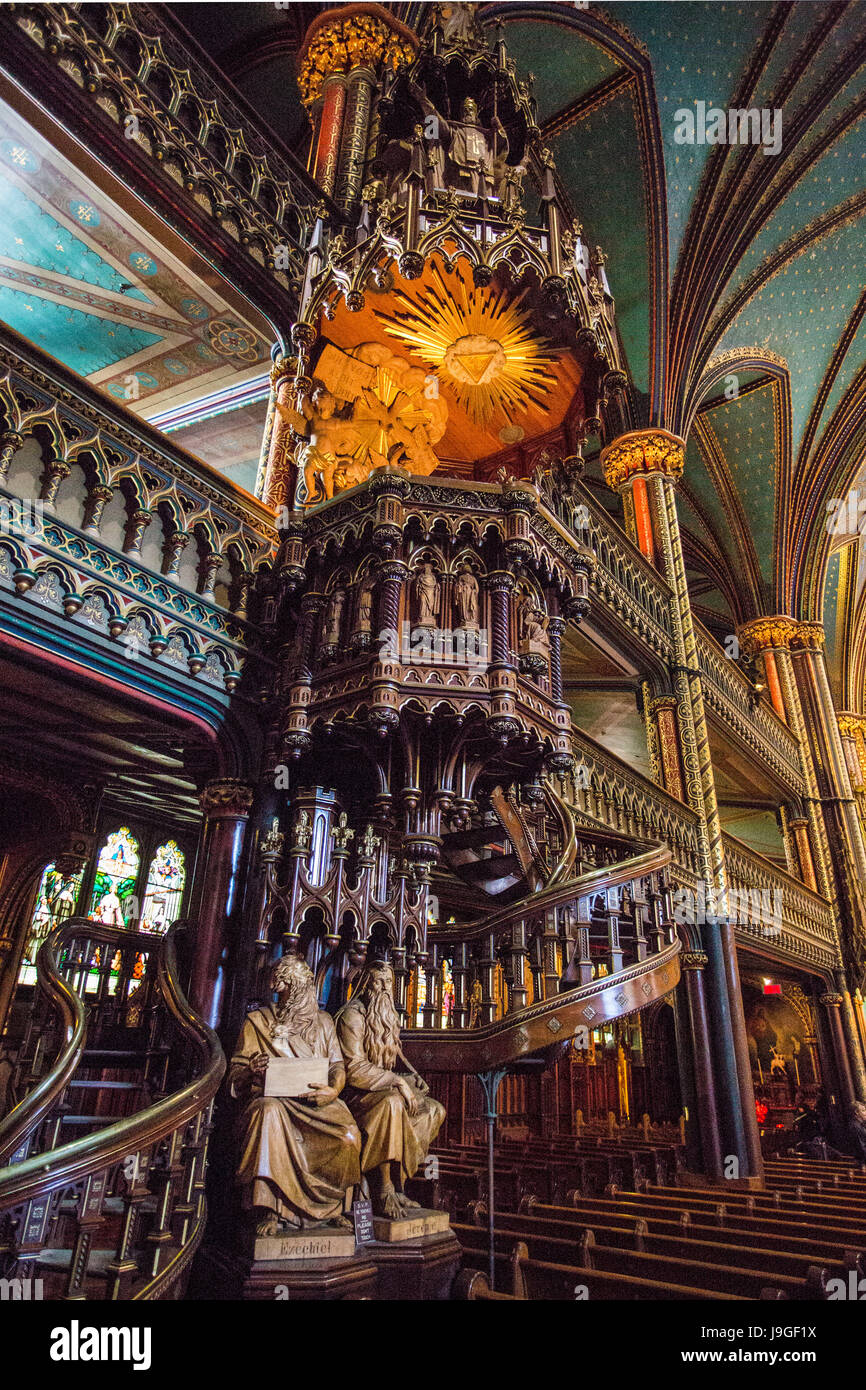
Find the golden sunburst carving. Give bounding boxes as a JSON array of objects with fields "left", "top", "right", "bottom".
[{"left": 375, "top": 263, "right": 559, "bottom": 426}]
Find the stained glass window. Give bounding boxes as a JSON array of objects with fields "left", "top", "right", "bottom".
[
  {"left": 18, "top": 862, "right": 83, "bottom": 985},
  {"left": 414, "top": 960, "right": 455, "bottom": 1027},
  {"left": 88, "top": 827, "right": 140, "bottom": 925},
  {"left": 140, "top": 840, "right": 185, "bottom": 934}
]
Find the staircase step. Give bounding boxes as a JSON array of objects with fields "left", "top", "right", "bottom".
[
  {"left": 68, "top": 1079, "right": 144, "bottom": 1090},
  {"left": 82, "top": 1046, "right": 169, "bottom": 1056},
  {"left": 58, "top": 1115, "right": 123, "bottom": 1127}
]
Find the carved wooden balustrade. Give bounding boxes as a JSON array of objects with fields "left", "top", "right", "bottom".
[
  {"left": 547, "top": 477, "right": 806, "bottom": 798},
  {"left": 695, "top": 626, "right": 805, "bottom": 795},
  {"left": 401, "top": 817, "right": 681, "bottom": 1073},
  {"left": 722, "top": 833, "right": 839, "bottom": 975},
  {"left": 0, "top": 3, "right": 327, "bottom": 309},
  {"left": 0, "top": 328, "right": 277, "bottom": 698},
  {"left": 0, "top": 919, "right": 224, "bottom": 1300}
]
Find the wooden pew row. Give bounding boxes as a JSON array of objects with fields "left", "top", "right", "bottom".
[
  {"left": 454, "top": 1222, "right": 814, "bottom": 1299},
  {"left": 477, "top": 1209, "right": 854, "bottom": 1297},
  {"left": 520, "top": 1197, "right": 866, "bottom": 1269},
  {"left": 435, "top": 1140, "right": 664, "bottom": 1194},
  {"left": 455, "top": 1237, "right": 751, "bottom": 1300},
  {"left": 542, "top": 1191, "right": 866, "bottom": 1243},
  {"left": 432, "top": 1150, "right": 627, "bottom": 1201},
  {"left": 647, "top": 1182, "right": 866, "bottom": 1222}
]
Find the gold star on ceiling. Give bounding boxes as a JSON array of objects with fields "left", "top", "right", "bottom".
[{"left": 374, "top": 262, "right": 559, "bottom": 427}]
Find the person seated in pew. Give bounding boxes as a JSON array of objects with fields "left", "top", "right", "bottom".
[
  {"left": 848, "top": 1100, "right": 866, "bottom": 1162},
  {"left": 791, "top": 1090, "right": 845, "bottom": 1159}
]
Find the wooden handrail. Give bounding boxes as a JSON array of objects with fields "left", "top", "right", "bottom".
[
  {"left": 0, "top": 920, "right": 225, "bottom": 1207},
  {"left": 429, "top": 840, "right": 670, "bottom": 943}
]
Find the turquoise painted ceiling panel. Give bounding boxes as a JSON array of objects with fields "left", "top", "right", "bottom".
[
  {"left": 718, "top": 218, "right": 866, "bottom": 457},
  {"left": 0, "top": 180, "right": 150, "bottom": 302},
  {"left": 682, "top": 435, "right": 741, "bottom": 570},
  {"left": 0, "top": 284, "right": 161, "bottom": 376},
  {"left": 500, "top": 16, "right": 620, "bottom": 125},
  {"left": 721, "top": 116, "right": 866, "bottom": 299},
  {"left": 701, "top": 384, "right": 778, "bottom": 590},
  {"left": 552, "top": 88, "right": 650, "bottom": 393},
  {"left": 613, "top": 1, "right": 774, "bottom": 266}
]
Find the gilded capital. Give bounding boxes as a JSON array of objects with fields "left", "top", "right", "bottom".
[
  {"left": 680, "top": 951, "right": 708, "bottom": 971},
  {"left": 200, "top": 779, "right": 254, "bottom": 819},
  {"left": 837, "top": 712, "right": 866, "bottom": 737},
  {"left": 788, "top": 620, "right": 825, "bottom": 651},
  {"left": 297, "top": 5, "right": 418, "bottom": 108},
  {"left": 270, "top": 356, "right": 298, "bottom": 391},
  {"left": 737, "top": 615, "right": 798, "bottom": 654},
  {"left": 600, "top": 429, "right": 685, "bottom": 492}
]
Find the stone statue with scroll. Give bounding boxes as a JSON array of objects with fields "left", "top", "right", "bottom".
[
  {"left": 230, "top": 955, "right": 361, "bottom": 1241},
  {"left": 335, "top": 962, "right": 445, "bottom": 1222}
]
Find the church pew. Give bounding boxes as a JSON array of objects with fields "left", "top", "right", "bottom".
[
  {"left": 454, "top": 1222, "right": 808, "bottom": 1299},
  {"left": 481, "top": 1209, "right": 855, "bottom": 1289},
  {"left": 541, "top": 1191, "right": 866, "bottom": 1243},
  {"left": 456, "top": 1237, "right": 751, "bottom": 1300},
  {"left": 522, "top": 1198, "right": 865, "bottom": 1268},
  {"left": 647, "top": 1181, "right": 866, "bottom": 1222}
]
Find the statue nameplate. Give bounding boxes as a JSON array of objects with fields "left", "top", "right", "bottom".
[
  {"left": 264, "top": 1056, "right": 328, "bottom": 1097},
  {"left": 371, "top": 1208, "right": 451, "bottom": 1243},
  {"left": 254, "top": 1230, "right": 357, "bottom": 1262}
]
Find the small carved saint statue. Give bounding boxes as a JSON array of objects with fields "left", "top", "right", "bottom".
[
  {"left": 323, "top": 588, "right": 346, "bottom": 646},
  {"left": 230, "top": 956, "right": 362, "bottom": 1237},
  {"left": 454, "top": 565, "right": 479, "bottom": 629},
  {"left": 414, "top": 562, "right": 440, "bottom": 627},
  {"left": 336, "top": 963, "right": 445, "bottom": 1219}
]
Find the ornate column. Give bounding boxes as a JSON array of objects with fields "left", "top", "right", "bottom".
[
  {"left": 123, "top": 509, "right": 152, "bottom": 558},
  {"left": 601, "top": 428, "right": 762, "bottom": 1179},
  {"left": 740, "top": 617, "right": 833, "bottom": 900},
  {"left": 679, "top": 951, "right": 723, "bottom": 1178},
  {"left": 188, "top": 779, "right": 254, "bottom": 1029},
  {"left": 547, "top": 616, "right": 566, "bottom": 704},
  {"left": 39, "top": 455, "right": 70, "bottom": 507},
  {"left": 82, "top": 484, "right": 113, "bottom": 536},
  {"left": 0, "top": 431, "right": 23, "bottom": 482},
  {"left": 200, "top": 553, "right": 222, "bottom": 600},
  {"left": 648, "top": 696, "right": 686, "bottom": 801},
  {"left": 602, "top": 430, "right": 723, "bottom": 897},
  {"left": 820, "top": 992, "right": 856, "bottom": 1110},
  {"left": 261, "top": 357, "right": 298, "bottom": 515},
  {"left": 297, "top": 6, "right": 418, "bottom": 210},
  {"left": 163, "top": 530, "right": 191, "bottom": 579},
  {"left": 787, "top": 816, "right": 818, "bottom": 892}
]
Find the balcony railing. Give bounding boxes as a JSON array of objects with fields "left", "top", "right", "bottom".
[{"left": 0, "top": 327, "right": 276, "bottom": 696}]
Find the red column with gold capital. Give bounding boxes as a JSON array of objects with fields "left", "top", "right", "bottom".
[
  {"left": 261, "top": 357, "right": 299, "bottom": 515},
  {"left": 297, "top": 6, "right": 418, "bottom": 212},
  {"left": 602, "top": 427, "right": 762, "bottom": 1180},
  {"left": 189, "top": 779, "right": 254, "bottom": 1029}
]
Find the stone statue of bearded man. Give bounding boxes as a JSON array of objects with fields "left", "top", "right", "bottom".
[
  {"left": 335, "top": 962, "right": 445, "bottom": 1219},
  {"left": 230, "top": 955, "right": 361, "bottom": 1237}
]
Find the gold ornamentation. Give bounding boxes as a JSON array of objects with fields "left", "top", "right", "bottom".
[
  {"left": 600, "top": 429, "right": 685, "bottom": 491},
  {"left": 737, "top": 615, "right": 799, "bottom": 653},
  {"left": 200, "top": 779, "right": 254, "bottom": 818},
  {"left": 376, "top": 262, "right": 559, "bottom": 427},
  {"left": 788, "top": 620, "right": 825, "bottom": 650},
  {"left": 297, "top": 6, "right": 418, "bottom": 109},
  {"left": 293, "top": 341, "right": 448, "bottom": 504}
]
